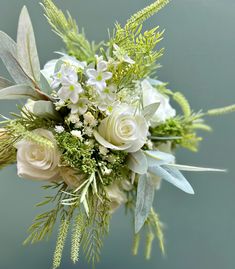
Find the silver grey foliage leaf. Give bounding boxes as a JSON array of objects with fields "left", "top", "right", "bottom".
[
  {"left": 33, "top": 100, "right": 61, "bottom": 120},
  {"left": 0, "top": 84, "right": 41, "bottom": 100},
  {"left": 17, "top": 6, "right": 41, "bottom": 83},
  {"left": 135, "top": 173, "right": 155, "bottom": 233},
  {"left": 127, "top": 150, "right": 148, "bottom": 175},
  {"left": 0, "top": 31, "right": 34, "bottom": 86},
  {"left": 143, "top": 102, "right": 160, "bottom": 121},
  {"left": 0, "top": 76, "right": 14, "bottom": 89},
  {"left": 149, "top": 165, "right": 194, "bottom": 194}
]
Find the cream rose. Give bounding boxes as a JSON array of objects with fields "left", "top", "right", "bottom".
[
  {"left": 60, "top": 166, "right": 85, "bottom": 188},
  {"left": 94, "top": 104, "right": 148, "bottom": 153},
  {"left": 105, "top": 183, "right": 127, "bottom": 213},
  {"left": 16, "top": 129, "right": 60, "bottom": 181},
  {"left": 141, "top": 79, "right": 176, "bottom": 127}
]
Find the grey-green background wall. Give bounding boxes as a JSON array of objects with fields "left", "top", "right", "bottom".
[{"left": 0, "top": 0, "right": 235, "bottom": 268}]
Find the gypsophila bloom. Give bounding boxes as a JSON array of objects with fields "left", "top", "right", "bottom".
[
  {"left": 67, "top": 114, "right": 80, "bottom": 124},
  {"left": 55, "top": 126, "right": 64, "bottom": 134},
  {"left": 68, "top": 98, "right": 88, "bottom": 115},
  {"left": 15, "top": 129, "right": 60, "bottom": 181},
  {"left": 71, "top": 130, "right": 83, "bottom": 140},
  {"left": 94, "top": 104, "right": 148, "bottom": 152},
  {"left": 84, "top": 126, "right": 93, "bottom": 137},
  {"left": 86, "top": 60, "right": 112, "bottom": 91}
]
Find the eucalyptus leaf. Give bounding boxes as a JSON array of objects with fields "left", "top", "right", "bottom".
[
  {"left": 0, "top": 31, "right": 34, "bottom": 86},
  {"left": 135, "top": 173, "right": 155, "bottom": 233},
  {"left": 143, "top": 102, "right": 160, "bottom": 121},
  {"left": 17, "top": 6, "right": 41, "bottom": 83},
  {"left": 0, "top": 76, "right": 14, "bottom": 89},
  {"left": 0, "top": 84, "right": 41, "bottom": 100},
  {"left": 127, "top": 150, "right": 148, "bottom": 175},
  {"left": 149, "top": 165, "right": 194, "bottom": 194},
  {"left": 145, "top": 150, "right": 175, "bottom": 167},
  {"left": 33, "top": 100, "right": 61, "bottom": 120}
]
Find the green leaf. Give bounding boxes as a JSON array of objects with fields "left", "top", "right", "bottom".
[
  {"left": 17, "top": 6, "right": 41, "bottom": 83},
  {"left": 0, "top": 76, "right": 14, "bottom": 89},
  {"left": 127, "top": 150, "right": 148, "bottom": 174},
  {"left": 135, "top": 173, "right": 155, "bottom": 233},
  {"left": 0, "top": 31, "right": 34, "bottom": 86},
  {"left": 33, "top": 100, "right": 61, "bottom": 120},
  {"left": 0, "top": 84, "right": 41, "bottom": 100}
]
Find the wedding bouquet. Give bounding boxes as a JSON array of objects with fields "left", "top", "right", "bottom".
[{"left": 0, "top": 0, "right": 234, "bottom": 268}]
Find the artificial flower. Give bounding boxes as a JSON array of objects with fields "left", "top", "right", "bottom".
[
  {"left": 94, "top": 104, "right": 148, "bottom": 152},
  {"left": 86, "top": 60, "right": 112, "bottom": 91},
  {"left": 141, "top": 79, "right": 176, "bottom": 127},
  {"left": 15, "top": 129, "right": 60, "bottom": 181}
]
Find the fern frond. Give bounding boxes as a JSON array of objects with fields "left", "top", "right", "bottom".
[
  {"left": 207, "top": 104, "right": 235, "bottom": 116},
  {"left": 173, "top": 92, "right": 191, "bottom": 117},
  {"left": 53, "top": 218, "right": 70, "bottom": 269},
  {"left": 71, "top": 213, "right": 84, "bottom": 264},
  {"left": 42, "top": 0, "right": 95, "bottom": 61}
]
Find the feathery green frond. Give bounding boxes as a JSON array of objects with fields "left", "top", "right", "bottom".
[
  {"left": 42, "top": 0, "right": 95, "bottom": 62},
  {"left": 71, "top": 213, "right": 84, "bottom": 264},
  {"left": 172, "top": 92, "right": 191, "bottom": 117},
  {"left": 53, "top": 218, "right": 70, "bottom": 269},
  {"left": 125, "top": 0, "right": 170, "bottom": 33},
  {"left": 150, "top": 209, "right": 165, "bottom": 255},
  {"left": 207, "top": 104, "right": 235, "bottom": 116}
]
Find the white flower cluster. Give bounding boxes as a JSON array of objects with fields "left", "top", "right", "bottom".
[{"left": 16, "top": 51, "right": 176, "bottom": 211}]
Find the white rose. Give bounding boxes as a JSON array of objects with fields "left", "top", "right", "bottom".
[
  {"left": 60, "top": 167, "right": 85, "bottom": 188},
  {"left": 16, "top": 129, "right": 60, "bottom": 181},
  {"left": 94, "top": 104, "right": 148, "bottom": 153},
  {"left": 141, "top": 79, "right": 176, "bottom": 127},
  {"left": 105, "top": 183, "right": 127, "bottom": 213}
]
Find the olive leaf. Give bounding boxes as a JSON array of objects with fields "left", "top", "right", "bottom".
[
  {"left": 0, "top": 31, "right": 34, "bottom": 86},
  {"left": 135, "top": 173, "right": 155, "bottom": 233},
  {"left": 0, "top": 76, "right": 14, "bottom": 89},
  {"left": 0, "top": 84, "right": 41, "bottom": 100},
  {"left": 17, "top": 6, "right": 41, "bottom": 83}
]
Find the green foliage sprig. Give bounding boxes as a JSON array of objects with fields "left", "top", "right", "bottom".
[{"left": 42, "top": 0, "right": 95, "bottom": 62}]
